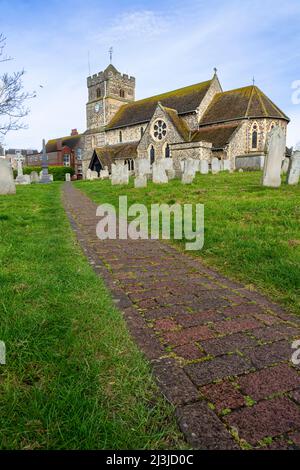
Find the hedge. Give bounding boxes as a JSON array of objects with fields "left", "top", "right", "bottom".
[{"left": 13, "top": 166, "right": 75, "bottom": 181}]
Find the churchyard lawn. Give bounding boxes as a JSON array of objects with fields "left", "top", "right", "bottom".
[
  {"left": 76, "top": 171, "right": 300, "bottom": 316},
  {"left": 0, "top": 183, "right": 185, "bottom": 450}
]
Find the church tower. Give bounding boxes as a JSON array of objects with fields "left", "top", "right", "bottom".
[{"left": 86, "top": 64, "right": 135, "bottom": 130}]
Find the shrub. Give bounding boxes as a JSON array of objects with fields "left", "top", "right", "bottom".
[{"left": 13, "top": 166, "right": 75, "bottom": 181}]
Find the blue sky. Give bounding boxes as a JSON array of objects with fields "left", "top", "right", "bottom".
[{"left": 1, "top": 0, "right": 300, "bottom": 149}]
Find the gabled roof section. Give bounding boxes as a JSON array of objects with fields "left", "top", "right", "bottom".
[
  {"left": 191, "top": 123, "right": 239, "bottom": 149},
  {"left": 162, "top": 105, "right": 191, "bottom": 141},
  {"left": 106, "top": 80, "right": 212, "bottom": 130},
  {"left": 200, "top": 85, "right": 289, "bottom": 126}
]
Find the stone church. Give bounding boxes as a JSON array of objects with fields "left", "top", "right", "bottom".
[{"left": 82, "top": 63, "right": 289, "bottom": 177}]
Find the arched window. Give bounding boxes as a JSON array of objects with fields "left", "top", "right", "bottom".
[
  {"left": 165, "top": 144, "right": 170, "bottom": 158},
  {"left": 119, "top": 131, "right": 122, "bottom": 143},
  {"left": 150, "top": 145, "right": 155, "bottom": 165},
  {"left": 120, "top": 89, "right": 125, "bottom": 98},
  {"left": 270, "top": 121, "right": 276, "bottom": 131},
  {"left": 140, "top": 127, "right": 144, "bottom": 139},
  {"left": 251, "top": 123, "right": 258, "bottom": 149},
  {"left": 96, "top": 87, "right": 101, "bottom": 98}
]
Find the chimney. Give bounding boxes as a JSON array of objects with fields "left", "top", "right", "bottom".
[{"left": 71, "top": 129, "right": 78, "bottom": 136}]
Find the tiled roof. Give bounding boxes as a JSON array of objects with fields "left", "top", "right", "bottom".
[
  {"left": 94, "top": 142, "right": 139, "bottom": 170},
  {"left": 191, "top": 123, "right": 239, "bottom": 149},
  {"left": 106, "top": 80, "right": 212, "bottom": 130},
  {"left": 200, "top": 86, "right": 289, "bottom": 126},
  {"left": 163, "top": 106, "right": 191, "bottom": 141},
  {"left": 46, "top": 134, "right": 81, "bottom": 153}
]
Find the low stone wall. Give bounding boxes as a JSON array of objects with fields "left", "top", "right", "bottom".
[{"left": 235, "top": 155, "right": 265, "bottom": 171}]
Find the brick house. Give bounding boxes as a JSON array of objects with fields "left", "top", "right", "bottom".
[{"left": 26, "top": 129, "right": 83, "bottom": 178}]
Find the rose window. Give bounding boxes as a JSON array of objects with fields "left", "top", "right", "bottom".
[{"left": 153, "top": 120, "right": 167, "bottom": 140}]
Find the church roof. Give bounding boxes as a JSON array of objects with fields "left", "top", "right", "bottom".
[
  {"left": 93, "top": 142, "right": 139, "bottom": 170},
  {"left": 162, "top": 106, "right": 191, "bottom": 141},
  {"left": 191, "top": 123, "right": 239, "bottom": 149},
  {"left": 200, "top": 85, "right": 289, "bottom": 126},
  {"left": 106, "top": 80, "right": 212, "bottom": 130}
]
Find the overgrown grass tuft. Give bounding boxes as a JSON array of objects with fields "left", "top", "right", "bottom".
[
  {"left": 76, "top": 172, "right": 300, "bottom": 315},
  {"left": 0, "top": 183, "right": 185, "bottom": 450}
]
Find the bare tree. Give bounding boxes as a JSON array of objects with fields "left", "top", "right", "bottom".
[{"left": 0, "top": 33, "right": 34, "bottom": 139}]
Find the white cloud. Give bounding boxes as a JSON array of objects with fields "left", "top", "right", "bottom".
[{"left": 96, "top": 10, "right": 169, "bottom": 45}]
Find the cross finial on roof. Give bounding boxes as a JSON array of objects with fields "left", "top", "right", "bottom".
[
  {"left": 213, "top": 67, "right": 217, "bottom": 75},
  {"left": 109, "top": 47, "right": 113, "bottom": 64},
  {"left": 252, "top": 76, "right": 255, "bottom": 86}
]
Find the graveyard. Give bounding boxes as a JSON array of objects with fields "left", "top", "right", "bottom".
[
  {"left": 76, "top": 171, "right": 300, "bottom": 314},
  {"left": 0, "top": 167, "right": 299, "bottom": 449}
]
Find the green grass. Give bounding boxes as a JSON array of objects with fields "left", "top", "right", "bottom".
[
  {"left": 0, "top": 183, "right": 185, "bottom": 450},
  {"left": 76, "top": 171, "right": 300, "bottom": 315}
]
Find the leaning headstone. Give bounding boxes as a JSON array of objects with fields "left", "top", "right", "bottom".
[
  {"left": 65, "top": 173, "right": 71, "bottom": 182},
  {"left": 152, "top": 161, "right": 168, "bottom": 184},
  {"left": 200, "top": 160, "right": 209, "bottom": 174},
  {"left": 0, "top": 159, "right": 16, "bottom": 195},
  {"left": 134, "top": 174, "right": 147, "bottom": 188},
  {"left": 211, "top": 157, "right": 220, "bottom": 174},
  {"left": 182, "top": 158, "right": 196, "bottom": 184},
  {"left": 30, "top": 171, "right": 39, "bottom": 183},
  {"left": 286, "top": 151, "right": 300, "bottom": 185},
  {"left": 262, "top": 126, "right": 285, "bottom": 188}
]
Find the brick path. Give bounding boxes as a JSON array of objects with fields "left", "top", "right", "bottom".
[{"left": 63, "top": 183, "right": 300, "bottom": 450}]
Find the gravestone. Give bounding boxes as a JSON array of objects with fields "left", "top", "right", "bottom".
[
  {"left": 286, "top": 151, "right": 300, "bottom": 185},
  {"left": 30, "top": 171, "right": 39, "bottom": 183},
  {"left": 0, "top": 159, "right": 16, "bottom": 195},
  {"left": 222, "top": 160, "right": 231, "bottom": 171},
  {"left": 100, "top": 166, "right": 109, "bottom": 179},
  {"left": 65, "top": 173, "right": 71, "bottom": 182},
  {"left": 281, "top": 157, "right": 290, "bottom": 175},
  {"left": 49, "top": 174, "right": 54, "bottom": 182},
  {"left": 134, "top": 174, "right": 147, "bottom": 188},
  {"left": 182, "top": 158, "right": 196, "bottom": 184},
  {"left": 167, "top": 168, "right": 176, "bottom": 180},
  {"left": 162, "top": 158, "right": 174, "bottom": 171},
  {"left": 86, "top": 169, "right": 98, "bottom": 180},
  {"left": 211, "top": 157, "right": 220, "bottom": 174},
  {"left": 200, "top": 160, "right": 209, "bottom": 174},
  {"left": 262, "top": 126, "right": 285, "bottom": 188},
  {"left": 111, "top": 162, "right": 129, "bottom": 185},
  {"left": 15, "top": 153, "right": 30, "bottom": 185},
  {"left": 136, "top": 158, "right": 151, "bottom": 176},
  {"left": 39, "top": 139, "right": 52, "bottom": 184},
  {"left": 152, "top": 161, "right": 168, "bottom": 184}
]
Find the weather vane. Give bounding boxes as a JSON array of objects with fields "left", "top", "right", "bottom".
[{"left": 109, "top": 47, "right": 113, "bottom": 64}]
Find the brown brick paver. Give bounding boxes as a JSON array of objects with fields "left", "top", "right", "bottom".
[{"left": 63, "top": 184, "right": 300, "bottom": 450}]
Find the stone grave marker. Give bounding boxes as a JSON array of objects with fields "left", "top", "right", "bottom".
[
  {"left": 262, "top": 126, "right": 285, "bottom": 188},
  {"left": 0, "top": 159, "right": 16, "bottom": 195},
  {"left": 286, "top": 151, "right": 300, "bottom": 185}
]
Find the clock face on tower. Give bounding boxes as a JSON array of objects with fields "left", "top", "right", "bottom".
[{"left": 94, "top": 102, "right": 102, "bottom": 113}]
